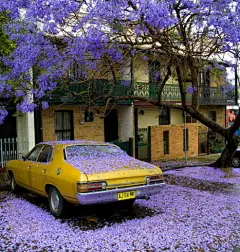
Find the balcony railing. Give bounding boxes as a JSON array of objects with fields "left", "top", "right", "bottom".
[
  {"left": 46, "top": 80, "right": 235, "bottom": 106},
  {"left": 198, "top": 86, "right": 235, "bottom": 105}
]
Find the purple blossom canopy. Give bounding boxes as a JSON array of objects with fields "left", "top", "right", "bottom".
[{"left": 0, "top": 0, "right": 240, "bottom": 123}]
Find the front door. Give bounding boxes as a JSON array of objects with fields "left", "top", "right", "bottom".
[
  {"left": 0, "top": 108, "right": 17, "bottom": 167},
  {"left": 134, "top": 109, "right": 150, "bottom": 161},
  {"left": 0, "top": 107, "right": 17, "bottom": 138},
  {"left": 104, "top": 109, "right": 118, "bottom": 142},
  {"left": 137, "top": 128, "right": 149, "bottom": 161}
]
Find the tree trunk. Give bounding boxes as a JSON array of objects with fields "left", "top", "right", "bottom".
[{"left": 212, "top": 136, "right": 239, "bottom": 168}]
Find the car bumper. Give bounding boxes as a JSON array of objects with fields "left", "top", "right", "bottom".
[{"left": 76, "top": 183, "right": 165, "bottom": 205}]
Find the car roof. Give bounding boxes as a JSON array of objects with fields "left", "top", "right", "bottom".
[{"left": 38, "top": 140, "right": 115, "bottom": 147}]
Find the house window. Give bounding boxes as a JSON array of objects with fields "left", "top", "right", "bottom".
[
  {"left": 84, "top": 111, "right": 94, "bottom": 122},
  {"left": 54, "top": 111, "right": 74, "bottom": 140},
  {"left": 163, "top": 131, "right": 169, "bottom": 155},
  {"left": 69, "top": 62, "right": 86, "bottom": 79},
  {"left": 208, "top": 110, "right": 216, "bottom": 122},
  {"left": 185, "top": 113, "right": 197, "bottom": 123},
  {"left": 199, "top": 69, "right": 210, "bottom": 86},
  {"left": 159, "top": 108, "right": 170, "bottom": 125},
  {"left": 183, "top": 128, "right": 189, "bottom": 151},
  {"left": 149, "top": 61, "right": 161, "bottom": 83}
]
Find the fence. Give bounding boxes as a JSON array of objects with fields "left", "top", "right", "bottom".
[
  {"left": 0, "top": 138, "right": 28, "bottom": 168},
  {"left": 111, "top": 138, "right": 134, "bottom": 157}
]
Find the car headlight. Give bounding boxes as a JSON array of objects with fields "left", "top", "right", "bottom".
[
  {"left": 146, "top": 175, "right": 164, "bottom": 185},
  {"left": 77, "top": 181, "right": 107, "bottom": 193}
]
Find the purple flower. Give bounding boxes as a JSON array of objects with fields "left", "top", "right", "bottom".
[
  {"left": 15, "top": 90, "right": 25, "bottom": 97},
  {"left": 41, "top": 101, "right": 49, "bottom": 109},
  {"left": 187, "top": 86, "right": 196, "bottom": 94},
  {"left": 0, "top": 0, "right": 240, "bottom": 117},
  {"left": 65, "top": 144, "right": 156, "bottom": 174},
  {"left": 120, "top": 80, "right": 131, "bottom": 86},
  {"left": 0, "top": 107, "right": 8, "bottom": 124},
  {"left": 16, "top": 99, "right": 37, "bottom": 113}
]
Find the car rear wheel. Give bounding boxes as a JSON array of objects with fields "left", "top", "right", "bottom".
[
  {"left": 10, "top": 175, "right": 19, "bottom": 193},
  {"left": 232, "top": 156, "right": 240, "bottom": 168},
  {"left": 48, "top": 187, "right": 67, "bottom": 218}
]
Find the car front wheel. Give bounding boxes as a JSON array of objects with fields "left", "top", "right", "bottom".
[
  {"left": 10, "top": 175, "right": 19, "bottom": 193},
  {"left": 232, "top": 156, "right": 240, "bottom": 168},
  {"left": 48, "top": 187, "right": 67, "bottom": 218}
]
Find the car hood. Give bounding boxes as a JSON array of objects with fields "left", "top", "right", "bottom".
[{"left": 66, "top": 154, "right": 159, "bottom": 175}]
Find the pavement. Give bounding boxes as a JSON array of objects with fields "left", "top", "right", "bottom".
[
  {"left": 190, "top": 153, "right": 221, "bottom": 162},
  {"left": 151, "top": 153, "right": 221, "bottom": 171}
]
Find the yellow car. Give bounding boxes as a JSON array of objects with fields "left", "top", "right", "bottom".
[{"left": 6, "top": 140, "right": 164, "bottom": 217}]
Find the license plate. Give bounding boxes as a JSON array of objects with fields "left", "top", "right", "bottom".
[{"left": 117, "top": 191, "right": 136, "bottom": 201}]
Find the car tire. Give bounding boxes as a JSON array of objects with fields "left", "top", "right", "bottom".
[
  {"left": 48, "top": 187, "right": 67, "bottom": 218},
  {"left": 232, "top": 156, "right": 240, "bottom": 168},
  {"left": 10, "top": 175, "right": 19, "bottom": 193}
]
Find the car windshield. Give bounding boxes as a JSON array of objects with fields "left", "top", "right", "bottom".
[{"left": 65, "top": 145, "right": 127, "bottom": 160}]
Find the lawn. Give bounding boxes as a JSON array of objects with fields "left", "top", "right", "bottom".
[{"left": 0, "top": 166, "right": 240, "bottom": 251}]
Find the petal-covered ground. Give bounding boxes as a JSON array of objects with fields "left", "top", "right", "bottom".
[
  {"left": 166, "top": 166, "right": 240, "bottom": 184},
  {"left": 152, "top": 160, "right": 212, "bottom": 170},
  {"left": 1, "top": 166, "right": 240, "bottom": 252}
]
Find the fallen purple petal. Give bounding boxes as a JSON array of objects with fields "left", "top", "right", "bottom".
[{"left": 1, "top": 166, "right": 240, "bottom": 251}]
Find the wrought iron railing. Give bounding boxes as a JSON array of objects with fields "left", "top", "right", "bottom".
[
  {"left": 198, "top": 86, "right": 235, "bottom": 105},
  {"left": 46, "top": 80, "right": 235, "bottom": 105}
]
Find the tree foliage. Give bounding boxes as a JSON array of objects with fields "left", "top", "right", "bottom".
[
  {"left": 1, "top": 0, "right": 240, "bottom": 167},
  {"left": 0, "top": 11, "right": 15, "bottom": 71}
]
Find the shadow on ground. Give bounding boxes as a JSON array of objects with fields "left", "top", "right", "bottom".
[{"left": 8, "top": 189, "right": 162, "bottom": 230}]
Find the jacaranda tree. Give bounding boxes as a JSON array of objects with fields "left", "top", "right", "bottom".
[{"left": 1, "top": 0, "right": 240, "bottom": 167}]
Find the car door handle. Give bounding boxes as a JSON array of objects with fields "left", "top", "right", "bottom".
[
  {"left": 42, "top": 169, "right": 46, "bottom": 173},
  {"left": 28, "top": 166, "right": 31, "bottom": 170}
]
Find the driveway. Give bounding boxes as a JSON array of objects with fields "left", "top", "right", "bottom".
[{"left": 0, "top": 166, "right": 240, "bottom": 251}]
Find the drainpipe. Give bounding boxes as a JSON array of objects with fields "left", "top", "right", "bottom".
[
  {"left": 184, "top": 111, "right": 187, "bottom": 163},
  {"left": 235, "top": 63, "right": 238, "bottom": 106}
]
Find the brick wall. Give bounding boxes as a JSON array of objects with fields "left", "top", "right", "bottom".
[
  {"left": 198, "top": 105, "right": 226, "bottom": 152},
  {"left": 42, "top": 106, "right": 104, "bottom": 142},
  {"left": 150, "top": 123, "right": 199, "bottom": 161},
  {"left": 198, "top": 105, "right": 226, "bottom": 134}
]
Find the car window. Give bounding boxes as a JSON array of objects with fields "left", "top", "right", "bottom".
[
  {"left": 26, "top": 146, "right": 43, "bottom": 162},
  {"left": 38, "top": 145, "right": 53, "bottom": 163},
  {"left": 65, "top": 145, "right": 127, "bottom": 160}
]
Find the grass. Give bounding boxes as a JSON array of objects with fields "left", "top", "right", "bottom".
[{"left": 188, "top": 153, "right": 221, "bottom": 162}]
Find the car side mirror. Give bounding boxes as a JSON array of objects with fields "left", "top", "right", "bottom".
[{"left": 22, "top": 156, "right": 26, "bottom": 161}]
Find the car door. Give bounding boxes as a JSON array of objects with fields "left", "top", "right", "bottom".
[
  {"left": 18, "top": 145, "right": 43, "bottom": 188},
  {"left": 30, "top": 145, "right": 53, "bottom": 193}
]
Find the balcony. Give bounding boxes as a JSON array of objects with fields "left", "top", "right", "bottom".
[
  {"left": 198, "top": 86, "right": 235, "bottom": 105},
  {"left": 46, "top": 80, "right": 235, "bottom": 106}
]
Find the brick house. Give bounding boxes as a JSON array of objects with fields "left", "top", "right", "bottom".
[{"left": 33, "top": 54, "right": 236, "bottom": 162}]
